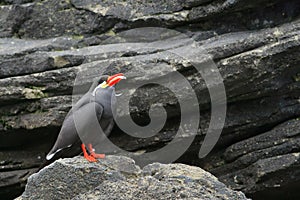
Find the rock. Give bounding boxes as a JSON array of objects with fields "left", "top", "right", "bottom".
[
  {"left": 0, "top": 0, "right": 300, "bottom": 199},
  {"left": 1, "top": 21, "right": 299, "bottom": 135},
  {"left": 17, "top": 156, "right": 249, "bottom": 200},
  {"left": 1, "top": 0, "right": 300, "bottom": 38},
  {"left": 0, "top": 168, "right": 37, "bottom": 200},
  {"left": 209, "top": 119, "right": 300, "bottom": 199},
  {"left": 0, "top": 142, "right": 52, "bottom": 199}
]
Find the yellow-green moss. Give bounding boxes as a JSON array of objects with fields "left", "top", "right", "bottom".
[
  {"left": 22, "top": 87, "right": 48, "bottom": 99},
  {"left": 72, "top": 35, "right": 84, "bottom": 40},
  {"left": 53, "top": 56, "right": 70, "bottom": 68},
  {"left": 0, "top": 118, "right": 12, "bottom": 130},
  {"left": 105, "top": 29, "right": 116, "bottom": 36},
  {"left": 293, "top": 73, "right": 300, "bottom": 82}
]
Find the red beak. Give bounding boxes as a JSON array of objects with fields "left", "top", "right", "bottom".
[{"left": 106, "top": 73, "right": 126, "bottom": 86}]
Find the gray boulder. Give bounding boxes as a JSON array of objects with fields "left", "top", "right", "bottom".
[{"left": 18, "top": 156, "right": 249, "bottom": 200}]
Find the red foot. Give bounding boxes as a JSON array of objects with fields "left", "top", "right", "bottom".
[
  {"left": 91, "top": 152, "right": 105, "bottom": 159},
  {"left": 86, "top": 155, "right": 97, "bottom": 162},
  {"left": 88, "top": 144, "right": 105, "bottom": 159},
  {"left": 81, "top": 144, "right": 97, "bottom": 162}
]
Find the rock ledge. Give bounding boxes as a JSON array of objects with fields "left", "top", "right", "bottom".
[{"left": 18, "top": 156, "right": 249, "bottom": 200}]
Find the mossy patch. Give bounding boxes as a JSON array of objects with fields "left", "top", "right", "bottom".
[
  {"left": 72, "top": 35, "right": 84, "bottom": 40},
  {"left": 53, "top": 56, "right": 70, "bottom": 68},
  {"left": 22, "top": 87, "right": 48, "bottom": 99},
  {"left": 105, "top": 29, "right": 116, "bottom": 36},
  {"left": 0, "top": 118, "right": 12, "bottom": 130},
  {"left": 293, "top": 73, "right": 300, "bottom": 82}
]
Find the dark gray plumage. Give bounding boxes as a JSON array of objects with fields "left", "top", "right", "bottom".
[{"left": 46, "top": 75, "right": 118, "bottom": 161}]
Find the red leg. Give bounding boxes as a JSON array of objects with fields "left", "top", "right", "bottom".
[
  {"left": 81, "top": 144, "right": 97, "bottom": 162},
  {"left": 88, "top": 144, "right": 105, "bottom": 159}
]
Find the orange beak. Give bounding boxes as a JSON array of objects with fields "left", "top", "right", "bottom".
[{"left": 106, "top": 73, "right": 126, "bottom": 86}]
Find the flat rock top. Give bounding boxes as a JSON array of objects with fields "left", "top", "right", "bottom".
[{"left": 18, "top": 155, "right": 249, "bottom": 200}]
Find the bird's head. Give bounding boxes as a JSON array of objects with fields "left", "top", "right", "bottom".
[
  {"left": 99, "top": 73, "right": 126, "bottom": 88},
  {"left": 93, "top": 73, "right": 126, "bottom": 115},
  {"left": 92, "top": 73, "right": 126, "bottom": 97}
]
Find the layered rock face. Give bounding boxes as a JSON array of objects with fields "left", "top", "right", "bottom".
[{"left": 0, "top": 0, "right": 300, "bottom": 199}]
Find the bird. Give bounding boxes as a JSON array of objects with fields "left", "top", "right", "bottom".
[{"left": 46, "top": 73, "right": 126, "bottom": 162}]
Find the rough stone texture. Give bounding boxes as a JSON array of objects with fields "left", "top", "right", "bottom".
[
  {"left": 1, "top": 0, "right": 300, "bottom": 39},
  {"left": 209, "top": 119, "right": 300, "bottom": 199},
  {"left": 1, "top": 0, "right": 300, "bottom": 199},
  {"left": 17, "top": 156, "right": 248, "bottom": 200}
]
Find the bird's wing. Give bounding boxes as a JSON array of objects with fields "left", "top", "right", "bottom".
[
  {"left": 77, "top": 102, "right": 105, "bottom": 145},
  {"left": 74, "top": 93, "right": 93, "bottom": 109},
  {"left": 46, "top": 112, "right": 78, "bottom": 160},
  {"left": 46, "top": 101, "right": 104, "bottom": 160},
  {"left": 64, "top": 93, "right": 93, "bottom": 119}
]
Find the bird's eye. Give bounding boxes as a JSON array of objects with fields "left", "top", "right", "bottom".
[{"left": 98, "top": 79, "right": 105, "bottom": 84}]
